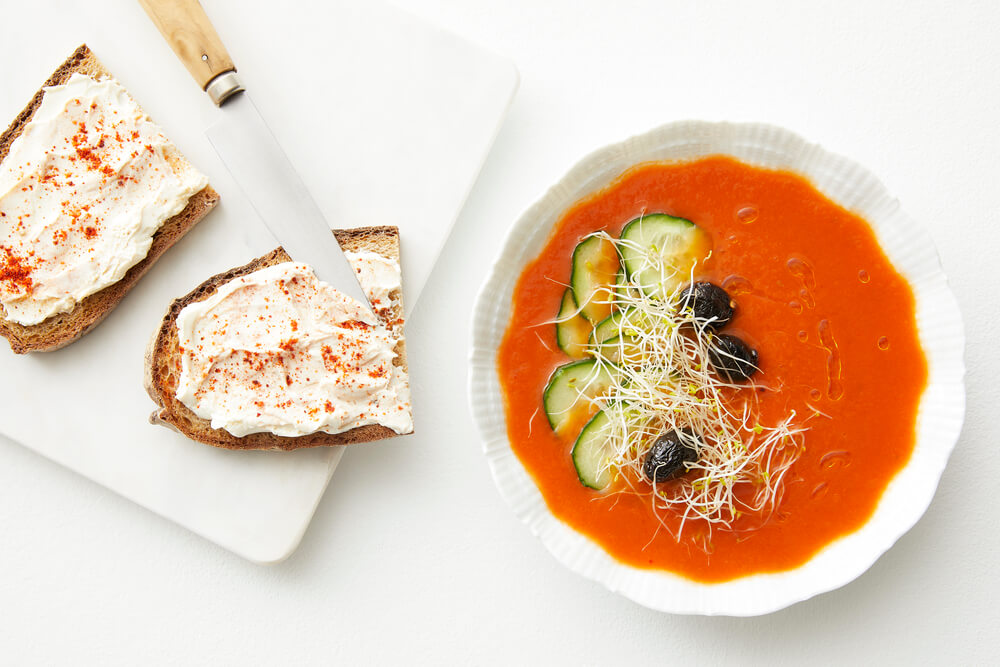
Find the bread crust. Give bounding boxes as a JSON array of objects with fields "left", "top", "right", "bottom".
[
  {"left": 144, "top": 226, "right": 411, "bottom": 451},
  {"left": 0, "top": 45, "right": 218, "bottom": 353}
]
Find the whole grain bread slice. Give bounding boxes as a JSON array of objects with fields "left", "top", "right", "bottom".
[
  {"left": 144, "top": 226, "right": 411, "bottom": 451},
  {"left": 0, "top": 44, "right": 219, "bottom": 353}
]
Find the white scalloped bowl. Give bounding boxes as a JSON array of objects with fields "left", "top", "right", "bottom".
[{"left": 468, "top": 121, "right": 965, "bottom": 616}]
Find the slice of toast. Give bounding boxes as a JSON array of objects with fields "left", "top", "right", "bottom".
[
  {"left": 145, "top": 226, "right": 410, "bottom": 451},
  {"left": 0, "top": 44, "right": 219, "bottom": 353}
]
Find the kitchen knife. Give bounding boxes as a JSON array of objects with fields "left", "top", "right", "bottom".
[{"left": 138, "top": 0, "right": 372, "bottom": 310}]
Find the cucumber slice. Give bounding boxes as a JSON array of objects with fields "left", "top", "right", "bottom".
[
  {"left": 543, "top": 359, "right": 614, "bottom": 434},
  {"left": 612, "top": 269, "right": 632, "bottom": 305},
  {"left": 591, "top": 311, "right": 622, "bottom": 347},
  {"left": 572, "top": 409, "right": 615, "bottom": 490},
  {"left": 619, "top": 214, "right": 710, "bottom": 299},
  {"left": 589, "top": 334, "right": 641, "bottom": 364},
  {"left": 589, "top": 309, "right": 649, "bottom": 363},
  {"left": 589, "top": 307, "right": 637, "bottom": 347},
  {"left": 555, "top": 289, "right": 591, "bottom": 359},
  {"left": 570, "top": 235, "right": 620, "bottom": 322}
]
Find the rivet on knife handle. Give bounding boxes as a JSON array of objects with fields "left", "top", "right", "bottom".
[{"left": 138, "top": 0, "right": 243, "bottom": 105}]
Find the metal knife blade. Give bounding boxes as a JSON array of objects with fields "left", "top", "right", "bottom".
[
  {"left": 205, "top": 91, "right": 370, "bottom": 308},
  {"left": 138, "top": 0, "right": 371, "bottom": 312}
]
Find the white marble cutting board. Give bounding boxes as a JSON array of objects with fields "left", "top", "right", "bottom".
[{"left": 0, "top": 0, "right": 517, "bottom": 562}]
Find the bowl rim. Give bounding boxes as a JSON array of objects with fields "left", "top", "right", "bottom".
[{"left": 468, "top": 120, "right": 966, "bottom": 616}]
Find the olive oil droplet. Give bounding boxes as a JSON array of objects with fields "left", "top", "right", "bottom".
[
  {"left": 797, "top": 330, "right": 808, "bottom": 342},
  {"left": 818, "top": 319, "right": 844, "bottom": 400},
  {"left": 809, "top": 388, "right": 822, "bottom": 401},
  {"left": 787, "top": 257, "right": 816, "bottom": 288},
  {"left": 858, "top": 269, "right": 870, "bottom": 284},
  {"left": 810, "top": 481, "right": 829, "bottom": 499},
  {"left": 878, "top": 336, "right": 890, "bottom": 350},
  {"left": 722, "top": 275, "right": 753, "bottom": 296},
  {"left": 788, "top": 257, "right": 816, "bottom": 308},
  {"left": 820, "top": 450, "right": 852, "bottom": 470},
  {"left": 736, "top": 206, "right": 758, "bottom": 224}
]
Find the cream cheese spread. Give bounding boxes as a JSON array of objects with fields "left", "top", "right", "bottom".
[
  {"left": 174, "top": 259, "right": 413, "bottom": 438},
  {"left": 0, "top": 73, "right": 208, "bottom": 325},
  {"left": 343, "top": 249, "right": 400, "bottom": 317}
]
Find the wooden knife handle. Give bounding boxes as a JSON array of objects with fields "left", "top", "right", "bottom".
[{"left": 138, "top": 0, "right": 238, "bottom": 98}]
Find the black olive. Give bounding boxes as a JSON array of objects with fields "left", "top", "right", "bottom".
[
  {"left": 679, "top": 282, "right": 734, "bottom": 328},
  {"left": 708, "top": 333, "right": 759, "bottom": 382},
  {"left": 643, "top": 428, "right": 700, "bottom": 483}
]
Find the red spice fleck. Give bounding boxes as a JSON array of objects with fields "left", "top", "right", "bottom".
[
  {"left": 83, "top": 227, "right": 98, "bottom": 239},
  {"left": 279, "top": 337, "right": 299, "bottom": 352},
  {"left": 324, "top": 400, "right": 335, "bottom": 413},
  {"left": 73, "top": 144, "right": 102, "bottom": 171},
  {"left": 341, "top": 320, "right": 371, "bottom": 331},
  {"left": 290, "top": 319, "right": 298, "bottom": 332},
  {"left": 40, "top": 167, "right": 60, "bottom": 185},
  {"left": 321, "top": 345, "right": 341, "bottom": 372},
  {"left": 0, "top": 246, "right": 34, "bottom": 292}
]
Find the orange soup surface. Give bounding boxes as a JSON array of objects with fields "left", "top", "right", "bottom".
[{"left": 497, "top": 156, "right": 927, "bottom": 582}]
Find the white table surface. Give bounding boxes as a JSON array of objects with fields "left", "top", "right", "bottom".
[{"left": 2, "top": 0, "right": 997, "bottom": 664}]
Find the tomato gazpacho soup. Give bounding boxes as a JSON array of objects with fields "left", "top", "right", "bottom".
[{"left": 497, "top": 156, "right": 927, "bottom": 583}]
